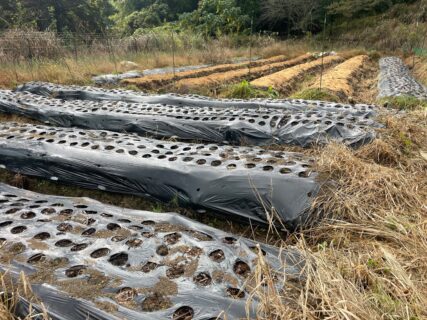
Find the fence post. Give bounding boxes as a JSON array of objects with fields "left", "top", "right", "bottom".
[
  {"left": 105, "top": 33, "right": 118, "bottom": 73},
  {"left": 319, "top": 14, "right": 327, "bottom": 91},
  {"left": 248, "top": 15, "right": 254, "bottom": 78},
  {"left": 72, "top": 34, "right": 78, "bottom": 62},
  {"left": 171, "top": 30, "right": 176, "bottom": 88}
]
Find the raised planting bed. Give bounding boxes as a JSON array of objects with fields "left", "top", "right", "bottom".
[
  {"left": 251, "top": 55, "right": 344, "bottom": 93},
  {"left": 174, "top": 54, "right": 315, "bottom": 90},
  {"left": 0, "top": 183, "right": 303, "bottom": 319},
  {"left": 310, "top": 55, "right": 369, "bottom": 100},
  {"left": 92, "top": 63, "right": 212, "bottom": 85},
  {"left": 15, "top": 81, "right": 377, "bottom": 114},
  {"left": 378, "top": 57, "right": 427, "bottom": 100},
  {"left": 122, "top": 54, "right": 299, "bottom": 90},
  {"left": 0, "top": 123, "right": 319, "bottom": 228},
  {"left": 0, "top": 90, "right": 379, "bottom": 147}
]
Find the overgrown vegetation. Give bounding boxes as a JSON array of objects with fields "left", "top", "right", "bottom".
[
  {"left": 379, "top": 95, "right": 427, "bottom": 110},
  {"left": 1, "top": 0, "right": 425, "bottom": 41},
  {"left": 222, "top": 80, "right": 279, "bottom": 99}
]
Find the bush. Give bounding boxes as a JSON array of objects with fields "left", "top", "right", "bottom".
[{"left": 0, "top": 29, "right": 62, "bottom": 62}]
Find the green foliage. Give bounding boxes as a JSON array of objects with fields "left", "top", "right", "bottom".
[
  {"left": 111, "top": 0, "right": 198, "bottom": 35},
  {"left": 224, "top": 80, "right": 279, "bottom": 99},
  {"left": 179, "top": 0, "right": 251, "bottom": 37},
  {"left": 327, "top": 0, "right": 395, "bottom": 19},
  {"left": 0, "top": 0, "right": 425, "bottom": 47},
  {"left": 291, "top": 88, "right": 340, "bottom": 102},
  {"left": 398, "top": 131, "right": 413, "bottom": 154},
  {"left": 379, "top": 95, "right": 427, "bottom": 111},
  {"left": 0, "top": 0, "right": 115, "bottom": 33}
]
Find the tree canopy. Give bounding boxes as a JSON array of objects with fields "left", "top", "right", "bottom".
[{"left": 0, "top": 0, "right": 421, "bottom": 36}]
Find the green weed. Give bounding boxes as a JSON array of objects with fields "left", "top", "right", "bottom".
[
  {"left": 379, "top": 95, "right": 427, "bottom": 111},
  {"left": 223, "top": 80, "right": 279, "bottom": 99}
]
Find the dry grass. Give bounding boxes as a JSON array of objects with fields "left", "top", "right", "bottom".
[
  {"left": 406, "top": 56, "right": 427, "bottom": 87},
  {"left": 250, "top": 55, "right": 344, "bottom": 93},
  {"left": 1, "top": 112, "right": 426, "bottom": 320},
  {"left": 123, "top": 52, "right": 307, "bottom": 90},
  {"left": 246, "top": 110, "right": 427, "bottom": 319},
  {"left": 175, "top": 53, "right": 314, "bottom": 92},
  {"left": 0, "top": 271, "right": 50, "bottom": 320},
  {"left": 310, "top": 55, "right": 369, "bottom": 100},
  {"left": 0, "top": 37, "right": 309, "bottom": 90}
]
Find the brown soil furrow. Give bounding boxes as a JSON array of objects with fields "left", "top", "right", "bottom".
[
  {"left": 123, "top": 54, "right": 300, "bottom": 90},
  {"left": 310, "top": 55, "right": 369, "bottom": 100},
  {"left": 250, "top": 55, "right": 344, "bottom": 93},
  {"left": 175, "top": 53, "right": 315, "bottom": 91}
]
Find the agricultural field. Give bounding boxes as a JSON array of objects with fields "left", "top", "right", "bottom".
[
  {"left": 0, "top": 44, "right": 426, "bottom": 320},
  {"left": 0, "top": 1, "right": 427, "bottom": 320}
]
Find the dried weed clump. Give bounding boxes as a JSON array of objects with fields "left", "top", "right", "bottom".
[
  {"left": 0, "top": 271, "right": 50, "bottom": 320},
  {"left": 246, "top": 110, "right": 427, "bottom": 320}
]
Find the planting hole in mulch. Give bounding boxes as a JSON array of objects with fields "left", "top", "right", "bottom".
[
  {"left": 10, "top": 225, "right": 27, "bottom": 234},
  {"left": 156, "top": 244, "right": 169, "bottom": 256},
  {"left": 115, "top": 287, "right": 137, "bottom": 303},
  {"left": 209, "top": 249, "right": 225, "bottom": 262},
  {"left": 0, "top": 221, "right": 13, "bottom": 227},
  {"left": 141, "top": 261, "right": 159, "bottom": 273},
  {"left": 106, "top": 223, "right": 121, "bottom": 231},
  {"left": 82, "top": 227, "right": 96, "bottom": 236},
  {"left": 226, "top": 287, "right": 245, "bottom": 299},
  {"left": 126, "top": 238, "right": 142, "bottom": 248},
  {"left": 108, "top": 252, "right": 128, "bottom": 266},
  {"left": 33, "top": 232, "right": 51, "bottom": 240},
  {"left": 20, "top": 211, "right": 36, "bottom": 219},
  {"left": 70, "top": 243, "right": 89, "bottom": 252},
  {"left": 250, "top": 246, "right": 266, "bottom": 256},
  {"left": 57, "top": 223, "right": 73, "bottom": 232},
  {"left": 233, "top": 260, "right": 251, "bottom": 277},
  {"left": 173, "top": 306, "right": 194, "bottom": 320},
  {"left": 111, "top": 235, "right": 127, "bottom": 242},
  {"left": 223, "top": 237, "right": 237, "bottom": 244},
  {"left": 27, "top": 253, "right": 47, "bottom": 264},
  {"left": 90, "top": 248, "right": 111, "bottom": 258},
  {"left": 193, "top": 272, "right": 212, "bottom": 286},
  {"left": 55, "top": 239, "right": 74, "bottom": 247},
  {"left": 164, "top": 232, "right": 181, "bottom": 245},
  {"left": 65, "top": 265, "right": 87, "bottom": 278},
  {"left": 41, "top": 207, "right": 56, "bottom": 215}
]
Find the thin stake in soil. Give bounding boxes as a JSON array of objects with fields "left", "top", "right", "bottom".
[
  {"left": 319, "top": 14, "right": 327, "bottom": 91},
  {"left": 249, "top": 15, "right": 254, "bottom": 78},
  {"left": 171, "top": 30, "right": 176, "bottom": 89}
]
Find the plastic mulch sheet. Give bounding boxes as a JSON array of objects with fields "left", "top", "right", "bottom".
[
  {"left": 378, "top": 57, "right": 427, "bottom": 100},
  {"left": 0, "top": 123, "right": 319, "bottom": 228},
  {"left": 2, "top": 88, "right": 379, "bottom": 148},
  {"left": 16, "top": 82, "right": 377, "bottom": 114},
  {"left": 0, "top": 183, "right": 303, "bottom": 320},
  {"left": 92, "top": 64, "right": 211, "bottom": 85}
]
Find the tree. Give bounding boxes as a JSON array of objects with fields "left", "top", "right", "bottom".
[
  {"left": 111, "top": 0, "right": 198, "bottom": 35},
  {"left": 327, "top": 0, "right": 394, "bottom": 19},
  {"left": 0, "top": 0, "right": 115, "bottom": 33},
  {"left": 179, "top": 0, "right": 251, "bottom": 37},
  {"left": 260, "top": 0, "right": 324, "bottom": 36}
]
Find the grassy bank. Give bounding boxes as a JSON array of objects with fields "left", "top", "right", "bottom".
[{"left": 0, "top": 31, "right": 309, "bottom": 90}]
